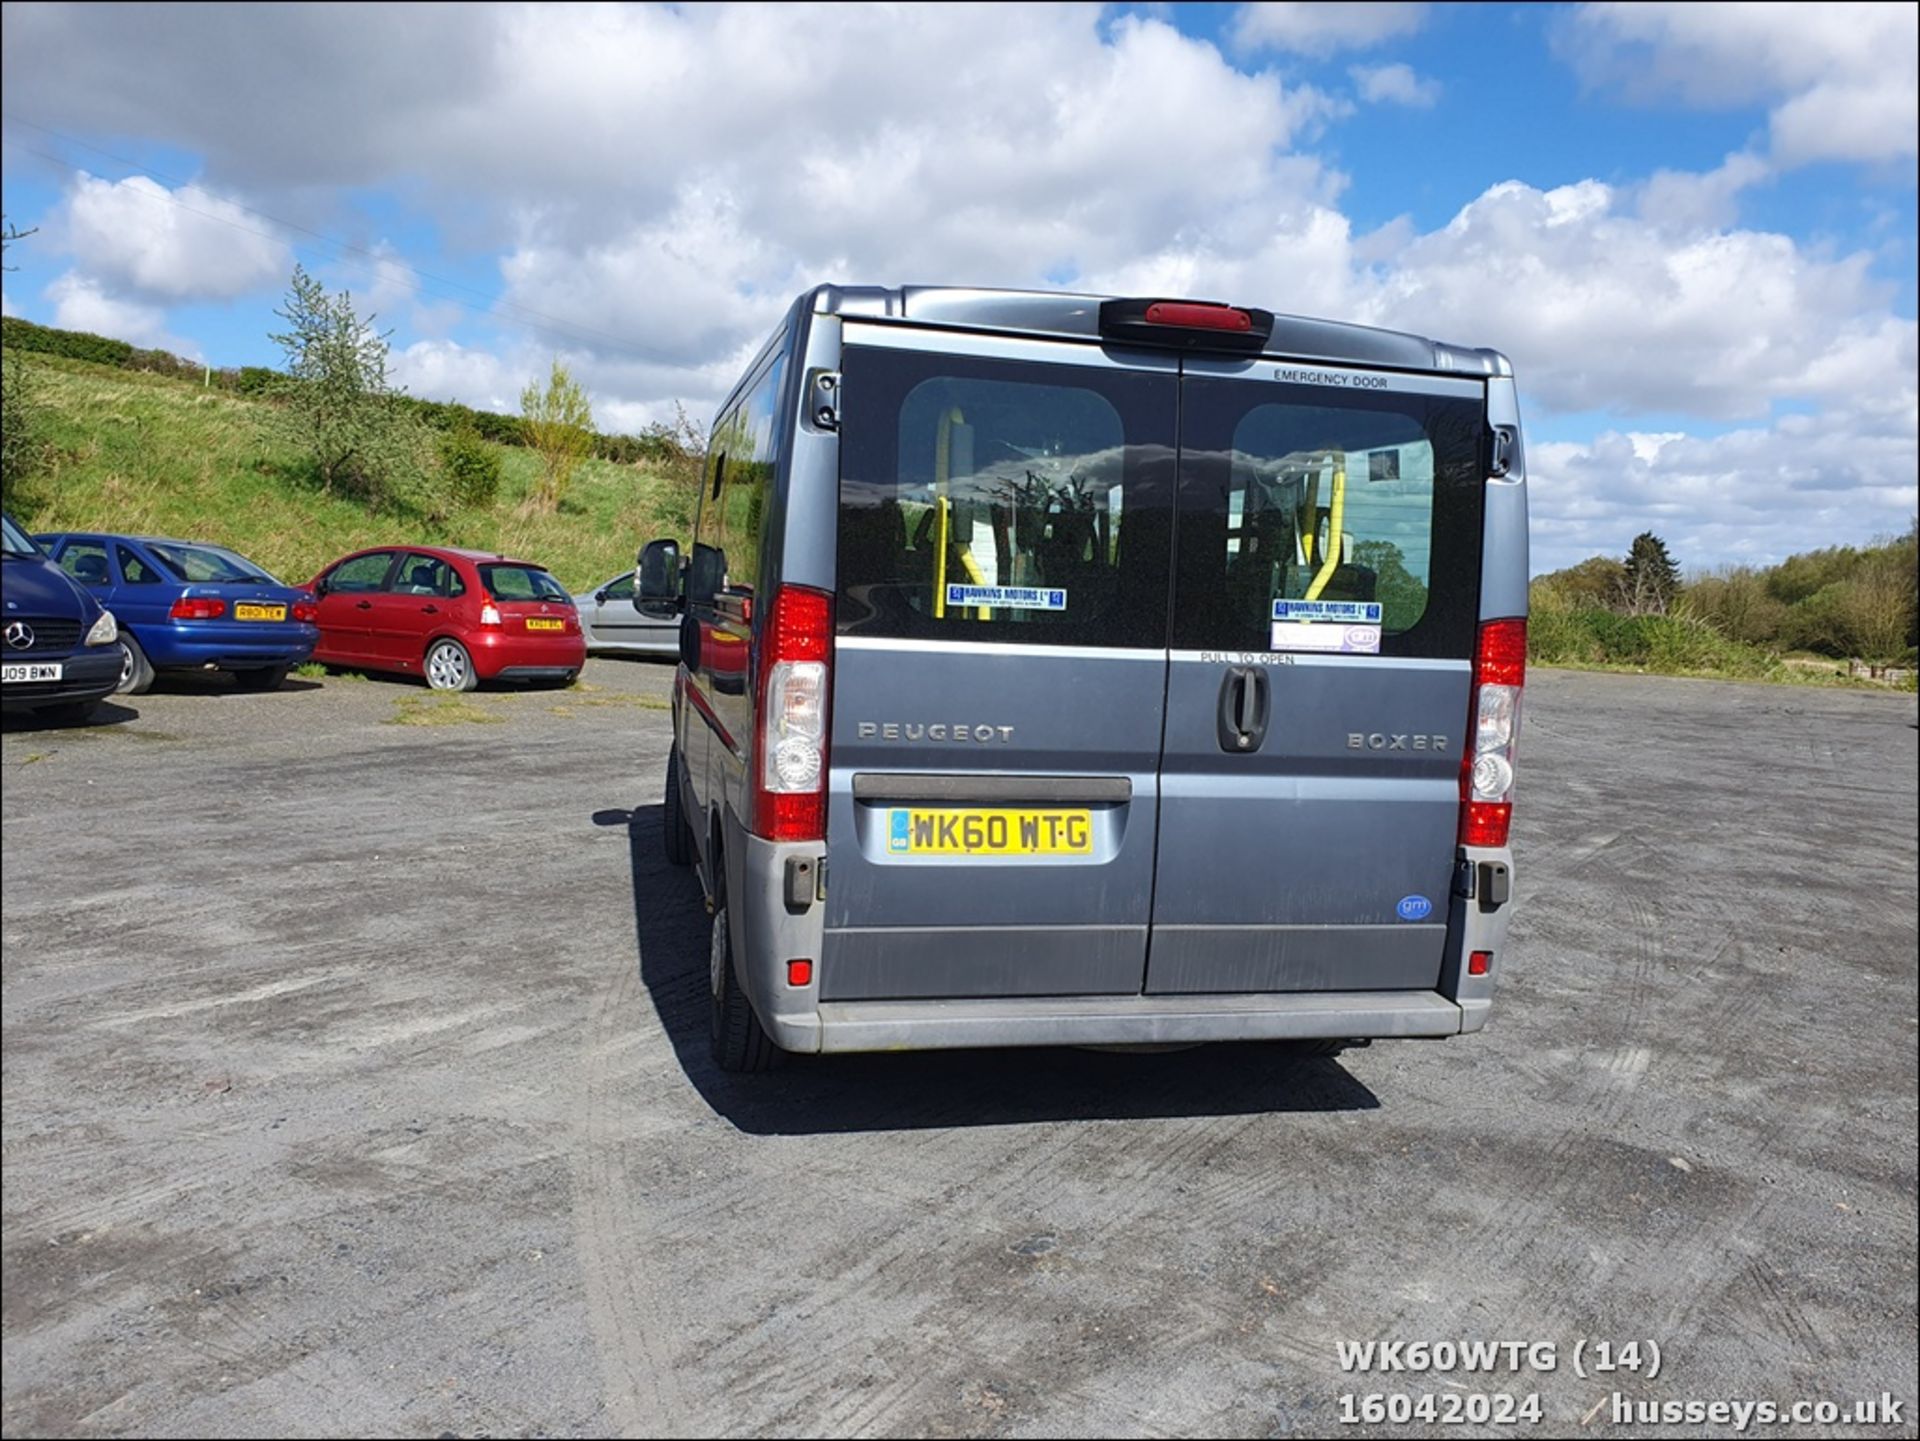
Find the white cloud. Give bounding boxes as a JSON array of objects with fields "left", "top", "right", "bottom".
[
  {"left": 1560, "top": 2, "right": 1919, "bottom": 167},
  {"left": 1529, "top": 394, "right": 1917, "bottom": 574},
  {"left": 1634, "top": 151, "right": 1770, "bottom": 233},
  {"left": 1, "top": 290, "right": 16, "bottom": 318},
  {"left": 60, "top": 172, "right": 289, "bottom": 301},
  {"left": 1234, "top": 2, "right": 1428, "bottom": 56},
  {"left": 1350, "top": 62, "right": 1441, "bottom": 108},
  {"left": 1359, "top": 178, "right": 1912, "bottom": 422},
  {"left": 44, "top": 270, "right": 195, "bottom": 354}
]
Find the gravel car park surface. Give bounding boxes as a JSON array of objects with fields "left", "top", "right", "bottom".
[{"left": 3, "top": 663, "right": 1915, "bottom": 1438}]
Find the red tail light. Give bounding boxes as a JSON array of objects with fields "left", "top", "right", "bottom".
[
  {"left": 1460, "top": 618, "right": 1526, "bottom": 848},
  {"left": 479, "top": 594, "right": 501, "bottom": 628},
  {"left": 751, "top": 585, "right": 833, "bottom": 842},
  {"left": 292, "top": 600, "right": 318, "bottom": 624},
  {"left": 170, "top": 596, "right": 226, "bottom": 621}
]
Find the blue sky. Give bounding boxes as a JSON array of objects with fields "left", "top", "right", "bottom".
[{"left": 2, "top": 1, "right": 1914, "bottom": 573}]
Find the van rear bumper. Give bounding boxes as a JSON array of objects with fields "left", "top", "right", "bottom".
[{"left": 773, "top": 990, "right": 1464, "bottom": 1054}]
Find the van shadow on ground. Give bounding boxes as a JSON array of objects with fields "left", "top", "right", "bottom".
[{"left": 596, "top": 804, "right": 1380, "bottom": 1135}]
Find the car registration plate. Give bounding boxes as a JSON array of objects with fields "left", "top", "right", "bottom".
[
  {"left": 234, "top": 603, "right": 287, "bottom": 622},
  {"left": 2, "top": 662, "right": 63, "bottom": 684},
  {"left": 525, "top": 618, "right": 565, "bottom": 631},
  {"left": 886, "top": 807, "right": 1093, "bottom": 856}
]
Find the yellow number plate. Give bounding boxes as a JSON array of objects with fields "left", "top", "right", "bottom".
[
  {"left": 886, "top": 807, "right": 1093, "bottom": 856},
  {"left": 234, "top": 603, "right": 287, "bottom": 622},
  {"left": 525, "top": 617, "right": 565, "bottom": 631}
]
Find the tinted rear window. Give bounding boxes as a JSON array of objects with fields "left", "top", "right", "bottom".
[
  {"left": 837, "top": 345, "right": 1175, "bottom": 649},
  {"left": 150, "top": 542, "right": 273, "bottom": 584},
  {"left": 480, "top": 564, "right": 569, "bottom": 602}
]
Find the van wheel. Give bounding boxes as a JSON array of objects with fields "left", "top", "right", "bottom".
[
  {"left": 709, "top": 903, "right": 780, "bottom": 1073},
  {"left": 662, "top": 749, "right": 693, "bottom": 867},
  {"left": 116, "top": 636, "right": 155, "bottom": 696}
]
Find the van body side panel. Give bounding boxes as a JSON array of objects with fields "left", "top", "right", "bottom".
[
  {"left": 820, "top": 329, "right": 1177, "bottom": 1002},
  {"left": 1147, "top": 361, "right": 1487, "bottom": 994}
]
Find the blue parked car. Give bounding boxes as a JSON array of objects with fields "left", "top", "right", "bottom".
[
  {"left": 34, "top": 532, "right": 319, "bottom": 694},
  {"left": 2, "top": 513, "right": 124, "bottom": 722}
]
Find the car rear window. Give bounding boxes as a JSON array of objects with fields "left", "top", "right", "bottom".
[
  {"left": 836, "top": 345, "right": 1176, "bottom": 650},
  {"left": 480, "top": 564, "right": 569, "bottom": 602},
  {"left": 150, "top": 542, "right": 273, "bottom": 584}
]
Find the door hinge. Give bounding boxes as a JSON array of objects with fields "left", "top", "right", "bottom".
[{"left": 809, "top": 370, "right": 841, "bottom": 432}]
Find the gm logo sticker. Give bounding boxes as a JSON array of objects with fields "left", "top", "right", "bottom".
[{"left": 1396, "top": 895, "right": 1434, "bottom": 922}]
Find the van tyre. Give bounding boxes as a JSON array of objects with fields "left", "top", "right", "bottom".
[
  {"left": 662, "top": 749, "right": 693, "bottom": 867},
  {"left": 709, "top": 902, "right": 780, "bottom": 1073},
  {"left": 116, "top": 636, "right": 155, "bottom": 696}
]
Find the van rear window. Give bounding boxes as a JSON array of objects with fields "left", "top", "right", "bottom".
[{"left": 837, "top": 346, "right": 1175, "bottom": 650}]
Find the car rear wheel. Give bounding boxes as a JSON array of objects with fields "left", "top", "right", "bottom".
[
  {"left": 663, "top": 748, "right": 693, "bottom": 866},
  {"left": 233, "top": 664, "right": 290, "bottom": 692},
  {"left": 424, "top": 638, "right": 478, "bottom": 692},
  {"left": 115, "top": 636, "right": 155, "bottom": 696},
  {"left": 709, "top": 901, "right": 780, "bottom": 1073}
]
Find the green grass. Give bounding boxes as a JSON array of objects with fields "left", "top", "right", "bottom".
[
  {"left": 292, "top": 661, "right": 328, "bottom": 679},
  {"left": 1528, "top": 603, "right": 1903, "bottom": 689},
  {"left": 7, "top": 350, "right": 697, "bottom": 593},
  {"left": 384, "top": 694, "right": 504, "bottom": 727}
]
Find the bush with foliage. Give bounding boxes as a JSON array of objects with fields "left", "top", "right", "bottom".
[
  {"left": 439, "top": 423, "right": 503, "bottom": 511},
  {"left": 1, "top": 314, "right": 134, "bottom": 368}
]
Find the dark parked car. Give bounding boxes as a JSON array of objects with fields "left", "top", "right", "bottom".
[
  {"left": 2, "top": 513, "right": 123, "bottom": 722},
  {"left": 35, "top": 532, "right": 319, "bottom": 694},
  {"left": 306, "top": 546, "right": 585, "bottom": 691}
]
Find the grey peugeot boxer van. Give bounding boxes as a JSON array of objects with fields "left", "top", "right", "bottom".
[{"left": 636, "top": 286, "right": 1528, "bottom": 1072}]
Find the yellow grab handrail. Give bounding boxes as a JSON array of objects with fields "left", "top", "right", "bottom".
[{"left": 1302, "top": 451, "right": 1347, "bottom": 601}]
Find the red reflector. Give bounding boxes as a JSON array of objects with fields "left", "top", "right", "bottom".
[
  {"left": 786, "top": 958, "right": 813, "bottom": 987},
  {"left": 1468, "top": 950, "right": 1492, "bottom": 977},
  {"left": 1461, "top": 800, "right": 1511, "bottom": 848},
  {"left": 169, "top": 596, "right": 226, "bottom": 621},
  {"left": 1143, "top": 301, "right": 1253, "bottom": 332},
  {"left": 1475, "top": 618, "right": 1527, "bottom": 689},
  {"left": 761, "top": 791, "right": 825, "bottom": 842}
]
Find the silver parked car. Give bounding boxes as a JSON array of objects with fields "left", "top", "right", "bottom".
[
  {"left": 636, "top": 284, "right": 1530, "bottom": 1072},
  {"left": 572, "top": 571, "right": 679, "bottom": 656}
]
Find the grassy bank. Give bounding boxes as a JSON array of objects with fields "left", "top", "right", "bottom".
[
  {"left": 6, "top": 351, "right": 697, "bottom": 591},
  {"left": 1528, "top": 592, "right": 1913, "bottom": 689}
]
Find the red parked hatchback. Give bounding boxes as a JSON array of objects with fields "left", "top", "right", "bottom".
[{"left": 305, "top": 546, "right": 586, "bottom": 691}]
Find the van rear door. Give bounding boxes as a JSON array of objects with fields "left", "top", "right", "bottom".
[
  {"left": 1147, "top": 361, "right": 1488, "bottom": 993},
  {"left": 823, "top": 328, "right": 1175, "bottom": 1000}
]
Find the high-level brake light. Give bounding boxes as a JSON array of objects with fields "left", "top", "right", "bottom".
[
  {"left": 1098, "top": 296, "right": 1275, "bottom": 352},
  {"left": 752, "top": 585, "right": 833, "bottom": 843},
  {"left": 1460, "top": 618, "right": 1525, "bottom": 848}
]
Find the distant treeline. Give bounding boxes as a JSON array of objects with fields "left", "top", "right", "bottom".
[
  {"left": 1532, "top": 525, "right": 1918, "bottom": 668},
  {"left": 0, "top": 315, "right": 682, "bottom": 467}
]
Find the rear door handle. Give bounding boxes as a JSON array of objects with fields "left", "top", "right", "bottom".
[
  {"left": 1216, "top": 666, "right": 1271, "bottom": 752},
  {"left": 355, "top": 600, "right": 373, "bottom": 610},
  {"left": 420, "top": 604, "right": 438, "bottom": 614}
]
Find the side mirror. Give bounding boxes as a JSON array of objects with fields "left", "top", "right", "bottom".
[
  {"left": 637, "top": 538, "right": 682, "bottom": 611},
  {"left": 311, "top": 577, "right": 329, "bottom": 597}
]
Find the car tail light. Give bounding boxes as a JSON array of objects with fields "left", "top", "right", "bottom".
[
  {"left": 170, "top": 596, "right": 226, "bottom": 621},
  {"left": 751, "top": 585, "right": 832, "bottom": 842},
  {"left": 292, "top": 600, "right": 318, "bottom": 624},
  {"left": 479, "top": 595, "right": 501, "bottom": 627},
  {"left": 1469, "top": 951, "right": 1493, "bottom": 976},
  {"left": 1460, "top": 618, "right": 1526, "bottom": 848}
]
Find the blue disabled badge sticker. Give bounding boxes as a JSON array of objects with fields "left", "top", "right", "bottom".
[{"left": 1396, "top": 894, "right": 1433, "bottom": 922}]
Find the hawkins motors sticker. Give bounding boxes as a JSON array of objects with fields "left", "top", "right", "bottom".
[
  {"left": 946, "top": 584, "right": 1067, "bottom": 612},
  {"left": 1271, "top": 598, "right": 1383, "bottom": 655}
]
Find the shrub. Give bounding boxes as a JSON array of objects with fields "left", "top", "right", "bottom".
[
  {"left": 0, "top": 315, "right": 134, "bottom": 367},
  {"left": 439, "top": 424, "right": 502, "bottom": 510}
]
